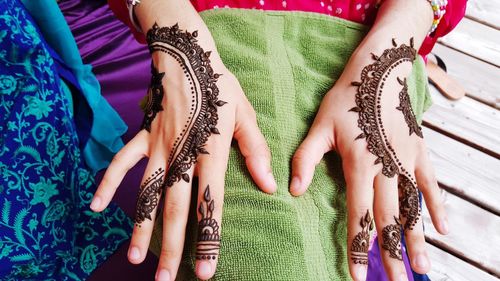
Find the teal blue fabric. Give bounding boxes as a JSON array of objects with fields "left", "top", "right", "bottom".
[
  {"left": 22, "top": 0, "right": 128, "bottom": 174},
  {"left": 0, "top": 0, "right": 133, "bottom": 279}
]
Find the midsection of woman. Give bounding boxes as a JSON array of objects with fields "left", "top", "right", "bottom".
[
  {"left": 0, "top": 0, "right": 132, "bottom": 279},
  {"left": 87, "top": 0, "right": 465, "bottom": 280}
]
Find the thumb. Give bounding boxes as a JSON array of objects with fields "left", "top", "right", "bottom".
[
  {"left": 234, "top": 107, "right": 277, "bottom": 194},
  {"left": 290, "top": 125, "right": 332, "bottom": 196}
]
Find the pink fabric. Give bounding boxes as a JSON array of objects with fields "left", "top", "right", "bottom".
[
  {"left": 108, "top": 0, "right": 466, "bottom": 55},
  {"left": 190, "top": 0, "right": 382, "bottom": 25}
]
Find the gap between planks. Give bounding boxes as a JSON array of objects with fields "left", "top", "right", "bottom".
[
  {"left": 423, "top": 86, "right": 500, "bottom": 160},
  {"left": 432, "top": 43, "right": 500, "bottom": 109},
  {"left": 438, "top": 17, "right": 500, "bottom": 68},
  {"left": 422, "top": 190, "right": 500, "bottom": 278}
]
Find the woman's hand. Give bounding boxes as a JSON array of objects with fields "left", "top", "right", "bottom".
[
  {"left": 289, "top": 1, "right": 449, "bottom": 280},
  {"left": 90, "top": 21, "right": 276, "bottom": 281}
]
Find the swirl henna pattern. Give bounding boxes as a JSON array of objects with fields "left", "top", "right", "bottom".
[
  {"left": 134, "top": 168, "right": 165, "bottom": 225},
  {"left": 350, "top": 38, "right": 421, "bottom": 231},
  {"left": 351, "top": 210, "right": 374, "bottom": 265},
  {"left": 381, "top": 217, "right": 403, "bottom": 261},
  {"left": 196, "top": 185, "right": 221, "bottom": 260},
  {"left": 146, "top": 23, "right": 226, "bottom": 188}
]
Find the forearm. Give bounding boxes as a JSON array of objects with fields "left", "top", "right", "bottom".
[
  {"left": 339, "top": 0, "right": 433, "bottom": 85},
  {"left": 132, "top": 0, "right": 224, "bottom": 70}
]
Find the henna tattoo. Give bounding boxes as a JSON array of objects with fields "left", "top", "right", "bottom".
[
  {"left": 134, "top": 168, "right": 165, "bottom": 226},
  {"left": 351, "top": 210, "right": 374, "bottom": 265},
  {"left": 395, "top": 77, "right": 423, "bottom": 138},
  {"left": 196, "top": 185, "right": 220, "bottom": 260},
  {"left": 350, "top": 38, "right": 422, "bottom": 231},
  {"left": 146, "top": 23, "right": 226, "bottom": 188},
  {"left": 349, "top": 38, "right": 416, "bottom": 178},
  {"left": 381, "top": 217, "right": 403, "bottom": 261},
  {"left": 398, "top": 171, "right": 421, "bottom": 231},
  {"left": 140, "top": 63, "right": 165, "bottom": 132}
]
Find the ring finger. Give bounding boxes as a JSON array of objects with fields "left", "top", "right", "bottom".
[{"left": 374, "top": 174, "right": 408, "bottom": 281}]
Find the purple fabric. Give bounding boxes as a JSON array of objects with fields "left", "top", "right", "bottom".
[
  {"left": 367, "top": 236, "right": 415, "bottom": 281},
  {"left": 60, "top": 0, "right": 418, "bottom": 279},
  {"left": 60, "top": 0, "right": 157, "bottom": 279}
]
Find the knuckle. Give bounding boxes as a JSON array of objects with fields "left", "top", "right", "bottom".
[
  {"left": 418, "top": 172, "right": 437, "bottom": 191},
  {"left": 163, "top": 200, "right": 186, "bottom": 219},
  {"left": 376, "top": 209, "right": 400, "bottom": 225},
  {"left": 160, "top": 247, "right": 182, "bottom": 260},
  {"left": 112, "top": 151, "right": 125, "bottom": 164}
]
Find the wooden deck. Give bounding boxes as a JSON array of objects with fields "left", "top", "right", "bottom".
[{"left": 420, "top": 0, "right": 500, "bottom": 280}]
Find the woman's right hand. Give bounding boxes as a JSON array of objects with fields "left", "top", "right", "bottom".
[{"left": 90, "top": 20, "right": 276, "bottom": 281}]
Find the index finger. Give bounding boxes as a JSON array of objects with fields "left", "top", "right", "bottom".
[{"left": 91, "top": 130, "right": 149, "bottom": 212}]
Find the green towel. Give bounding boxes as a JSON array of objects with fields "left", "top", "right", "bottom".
[{"left": 150, "top": 9, "right": 432, "bottom": 280}]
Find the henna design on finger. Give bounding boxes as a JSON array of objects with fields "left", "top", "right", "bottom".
[
  {"left": 381, "top": 217, "right": 403, "bottom": 261},
  {"left": 395, "top": 77, "right": 423, "bottom": 138},
  {"left": 398, "top": 172, "right": 421, "bottom": 231},
  {"left": 134, "top": 168, "right": 165, "bottom": 226},
  {"left": 140, "top": 63, "right": 165, "bottom": 132},
  {"left": 349, "top": 38, "right": 422, "bottom": 231},
  {"left": 146, "top": 23, "right": 226, "bottom": 188},
  {"left": 351, "top": 209, "right": 374, "bottom": 265},
  {"left": 196, "top": 185, "right": 221, "bottom": 260}
]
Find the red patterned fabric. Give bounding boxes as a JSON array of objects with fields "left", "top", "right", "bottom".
[{"left": 107, "top": 0, "right": 466, "bottom": 56}]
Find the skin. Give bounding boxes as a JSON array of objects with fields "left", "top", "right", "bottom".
[
  {"left": 90, "top": 1, "right": 276, "bottom": 280},
  {"left": 90, "top": 0, "right": 449, "bottom": 281},
  {"left": 289, "top": 1, "right": 449, "bottom": 281}
]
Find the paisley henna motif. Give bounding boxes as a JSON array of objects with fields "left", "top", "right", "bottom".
[
  {"left": 350, "top": 38, "right": 421, "bottom": 231},
  {"left": 381, "top": 217, "right": 403, "bottom": 261},
  {"left": 398, "top": 171, "right": 421, "bottom": 231},
  {"left": 351, "top": 210, "right": 374, "bottom": 265},
  {"left": 134, "top": 168, "right": 165, "bottom": 225},
  {"left": 395, "top": 77, "right": 423, "bottom": 138},
  {"left": 146, "top": 23, "right": 226, "bottom": 188},
  {"left": 196, "top": 185, "right": 220, "bottom": 260}
]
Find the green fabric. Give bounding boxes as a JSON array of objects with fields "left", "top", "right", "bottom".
[{"left": 150, "top": 9, "right": 431, "bottom": 280}]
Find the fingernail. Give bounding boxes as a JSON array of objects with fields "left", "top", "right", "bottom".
[
  {"left": 198, "top": 261, "right": 212, "bottom": 277},
  {"left": 128, "top": 247, "right": 140, "bottom": 261},
  {"left": 416, "top": 254, "right": 429, "bottom": 269},
  {"left": 90, "top": 196, "right": 101, "bottom": 211},
  {"left": 399, "top": 273, "right": 408, "bottom": 281},
  {"left": 441, "top": 218, "right": 449, "bottom": 234},
  {"left": 266, "top": 172, "right": 277, "bottom": 191},
  {"left": 290, "top": 177, "right": 301, "bottom": 193},
  {"left": 157, "top": 269, "right": 170, "bottom": 281},
  {"left": 355, "top": 266, "right": 367, "bottom": 281}
]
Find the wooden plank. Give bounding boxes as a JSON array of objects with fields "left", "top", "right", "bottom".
[
  {"left": 427, "top": 243, "right": 499, "bottom": 281},
  {"left": 465, "top": 0, "right": 500, "bottom": 30},
  {"left": 423, "top": 86, "right": 500, "bottom": 159},
  {"left": 438, "top": 17, "right": 500, "bottom": 67},
  {"left": 432, "top": 43, "right": 500, "bottom": 109},
  {"left": 423, "top": 127, "right": 500, "bottom": 215},
  {"left": 422, "top": 190, "right": 500, "bottom": 277}
]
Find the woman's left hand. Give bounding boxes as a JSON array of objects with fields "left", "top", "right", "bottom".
[{"left": 288, "top": 39, "right": 449, "bottom": 281}]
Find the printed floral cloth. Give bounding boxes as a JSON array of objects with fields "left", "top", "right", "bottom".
[{"left": 0, "top": 0, "right": 132, "bottom": 279}]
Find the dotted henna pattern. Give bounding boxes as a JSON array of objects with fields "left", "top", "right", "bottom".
[
  {"left": 351, "top": 209, "right": 374, "bottom": 265},
  {"left": 350, "top": 38, "right": 421, "bottom": 231},
  {"left": 146, "top": 23, "right": 226, "bottom": 188},
  {"left": 381, "top": 217, "right": 403, "bottom": 261},
  {"left": 134, "top": 168, "right": 165, "bottom": 225},
  {"left": 196, "top": 185, "right": 220, "bottom": 260}
]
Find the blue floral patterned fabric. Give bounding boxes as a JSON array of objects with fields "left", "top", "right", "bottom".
[{"left": 0, "top": 0, "right": 132, "bottom": 279}]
